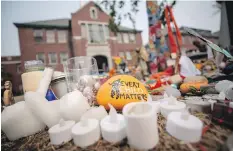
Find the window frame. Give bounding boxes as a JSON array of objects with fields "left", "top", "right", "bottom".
[
  {"left": 126, "top": 51, "right": 132, "bottom": 60},
  {"left": 57, "top": 30, "right": 67, "bottom": 43},
  {"left": 59, "top": 52, "right": 69, "bottom": 63},
  {"left": 48, "top": 52, "right": 58, "bottom": 65},
  {"left": 123, "top": 33, "right": 129, "bottom": 43},
  {"left": 33, "top": 29, "right": 43, "bottom": 43},
  {"left": 117, "top": 33, "right": 122, "bottom": 43},
  {"left": 46, "top": 30, "right": 55, "bottom": 43},
  {"left": 36, "top": 52, "right": 46, "bottom": 64},
  {"left": 90, "top": 7, "right": 98, "bottom": 19}
]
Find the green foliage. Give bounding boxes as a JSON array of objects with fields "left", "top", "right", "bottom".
[{"left": 100, "top": 0, "right": 139, "bottom": 34}]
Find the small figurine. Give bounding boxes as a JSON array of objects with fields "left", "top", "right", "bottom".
[{"left": 3, "top": 81, "right": 15, "bottom": 106}]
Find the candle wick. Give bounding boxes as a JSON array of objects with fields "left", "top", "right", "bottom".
[
  {"left": 59, "top": 119, "right": 65, "bottom": 127},
  {"left": 80, "top": 118, "right": 88, "bottom": 127},
  {"left": 108, "top": 103, "right": 118, "bottom": 123}
]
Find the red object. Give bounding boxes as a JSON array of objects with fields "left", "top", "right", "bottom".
[
  {"left": 149, "top": 79, "right": 162, "bottom": 90},
  {"left": 164, "top": 6, "right": 182, "bottom": 53},
  {"left": 202, "top": 125, "right": 209, "bottom": 135},
  {"left": 164, "top": 66, "right": 174, "bottom": 76},
  {"left": 149, "top": 22, "right": 161, "bottom": 35}
]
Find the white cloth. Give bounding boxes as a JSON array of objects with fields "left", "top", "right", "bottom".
[{"left": 179, "top": 56, "right": 201, "bottom": 77}]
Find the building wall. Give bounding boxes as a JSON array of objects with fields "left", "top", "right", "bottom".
[
  {"left": 17, "top": 28, "right": 71, "bottom": 72},
  {"left": 14, "top": 1, "right": 143, "bottom": 89},
  {"left": 1, "top": 56, "right": 22, "bottom": 95}
]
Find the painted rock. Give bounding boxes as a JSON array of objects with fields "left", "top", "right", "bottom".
[{"left": 96, "top": 75, "right": 149, "bottom": 110}]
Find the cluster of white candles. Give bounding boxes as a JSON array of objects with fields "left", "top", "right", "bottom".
[{"left": 1, "top": 67, "right": 206, "bottom": 149}]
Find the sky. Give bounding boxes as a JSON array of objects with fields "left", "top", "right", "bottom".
[{"left": 1, "top": 1, "right": 220, "bottom": 56}]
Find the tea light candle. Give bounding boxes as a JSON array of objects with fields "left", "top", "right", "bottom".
[
  {"left": 37, "top": 67, "right": 54, "bottom": 97},
  {"left": 160, "top": 97, "right": 186, "bottom": 118},
  {"left": 25, "top": 91, "right": 61, "bottom": 128},
  {"left": 123, "top": 102, "right": 159, "bottom": 150},
  {"left": 1, "top": 101, "right": 45, "bottom": 140},
  {"left": 185, "top": 99, "right": 211, "bottom": 113},
  {"left": 60, "top": 90, "right": 90, "bottom": 122},
  {"left": 72, "top": 118, "right": 100, "bottom": 148},
  {"left": 81, "top": 106, "right": 107, "bottom": 121},
  {"left": 166, "top": 111, "right": 203, "bottom": 143},
  {"left": 100, "top": 104, "right": 126, "bottom": 143},
  {"left": 49, "top": 119, "right": 75, "bottom": 145}
]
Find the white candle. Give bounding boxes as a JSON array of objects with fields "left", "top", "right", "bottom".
[
  {"left": 60, "top": 90, "right": 90, "bottom": 122},
  {"left": 49, "top": 119, "right": 75, "bottom": 145},
  {"left": 166, "top": 110, "right": 203, "bottom": 143},
  {"left": 21, "top": 71, "right": 43, "bottom": 93},
  {"left": 160, "top": 97, "right": 186, "bottom": 118},
  {"left": 165, "top": 86, "right": 181, "bottom": 98},
  {"left": 72, "top": 118, "right": 100, "bottom": 148},
  {"left": 25, "top": 91, "right": 61, "bottom": 128},
  {"left": 123, "top": 102, "right": 159, "bottom": 150},
  {"left": 100, "top": 104, "right": 126, "bottom": 143},
  {"left": 1, "top": 101, "right": 45, "bottom": 140},
  {"left": 81, "top": 105, "right": 107, "bottom": 121},
  {"left": 37, "top": 67, "right": 54, "bottom": 97}
]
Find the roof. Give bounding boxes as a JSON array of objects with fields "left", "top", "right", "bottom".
[
  {"left": 14, "top": 2, "right": 141, "bottom": 32},
  {"left": 14, "top": 18, "right": 70, "bottom": 29}
]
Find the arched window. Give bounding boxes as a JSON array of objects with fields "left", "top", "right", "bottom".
[{"left": 90, "top": 7, "right": 98, "bottom": 19}]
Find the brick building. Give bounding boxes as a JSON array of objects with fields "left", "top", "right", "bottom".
[
  {"left": 1, "top": 56, "right": 23, "bottom": 95},
  {"left": 14, "top": 1, "right": 143, "bottom": 73},
  {"left": 164, "top": 26, "right": 218, "bottom": 62}
]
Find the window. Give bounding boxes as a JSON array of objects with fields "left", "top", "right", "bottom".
[
  {"left": 123, "top": 33, "right": 129, "bottom": 43},
  {"left": 119, "top": 52, "right": 125, "bottom": 58},
  {"left": 129, "top": 33, "right": 136, "bottom": 43},
  {"left": 34, "top": 30, "right": 43, "bottom": 43},
  {"left": 46, "top": 30, "right": 55, "bottom": 43},
  {"left": 36, "top": 53, "right": 46, "bottom": 64},
  {"left": 126, "top": 51, "right": 132, "bottom": 60},
  {"left": 48, "top": 53, "right": 57, "bottom": 64},
  {"left": 88, "top": 24, "right": 105, "bottom": 43},
  {"left": 90, "top": 7, "right": 98, "bottom": 19},
  {"left": 104, "top": 25, "right": 109, "bottom": 39},
  {"left": 117, "top": 33, "right": 122, "bottom": 43},
  {"left": 81, "top": 24, "right": 87, "bottom": 38},
  {"left": 60, "top": 52, "right": 69, "bottom": 63},
  {"left": 58, "top": 30, "right": 67, "bottom": 43}
]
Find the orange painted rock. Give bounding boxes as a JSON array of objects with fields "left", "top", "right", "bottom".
[{"left": 96, "top": 75, "right": 148, "bottom": 110}]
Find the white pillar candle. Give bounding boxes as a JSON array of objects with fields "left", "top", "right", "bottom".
[
  {"left": 166, "top": 111, "right": 203, "bottom": 143},
  {"left": 72, "top": 118, "right": 100, "bottom": 148},
  {"left": 100, "top": 104, "right": 126, "bottom": 143},
  {"left": 21, "top": 71, "right": 43, "bottom": 93},
  {"left": 37, "top": 67, "right": 54, "bottom": 97},
  {"left": 123, "top": 102, "right": 159, "bottom": 150},
  {"left": 160, "top": 96, "right": 186, "bottom": 118},
  {"left": 81, "top": 105, "right": 107, "bottom": 121},
  {"left": 25, "top": 91, "right": 61, "bottom": 128},
  {"left": 60, "top": 90, "right": 90, "bottom": 122},
  {"left": 49, "top": 119, "right": 75, "bottom": 145},
  {"left": 1, "top": 101, "right": 45, "bottom": 141},
  {"left": 186, "top": 99, "right": 211, "bottom": 113}
]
